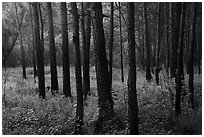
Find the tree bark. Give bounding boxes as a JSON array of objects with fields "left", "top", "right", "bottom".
[
  {"left": 155, "top": 3, "right": 161, "bottom": 85},
  {"left": 143, "top": 3, "right": 152, "bottom": 81},
  {"left": 175, "top": 2, "right": 186, "bottom": 116},
  {"left": 47, "top": 2, "right": 59, "bottom": 93},
  {"left": 38, "top": 3, "right": 44, "bottom": 60},
  {"left": 92, "top": 2, "right": 114, "bottom": 121},
  {"left": 127, "top": 2, "right": 139, "bottom": 135},
  {"left": 14, "top": 3, "right": 26, "bottom": 79},
  {"left": 33, "top": 2, "right": 45, "bottom": 99},
  {"left": 71, "top": 2, "right": 84, "bottom": 134},
  {"left": 189, "top": 3, "right": 197, "bottom": 110},
  {"left": 165, "top": 2, "right": 170, "bottom": 77},
  {"left": 141, "top": 33, "right": 145, "bottom": 70},
  {"left": 119, "top": 2, "right": 124, "bottom": 83},
  {"left": 108, "top": 2, "right": 114, "bottom": 90},
  {"left": 170, "top": 3, "right": 181, "bottom": 78},
  {"left": 60, "top": 2, "right": 72, "bottom": 97},
  {"left": 29, "top": 3, "right": 37, "bottom": 78},
  {"left": 82, "top": 2, "right": 91, "bottom": 100}
]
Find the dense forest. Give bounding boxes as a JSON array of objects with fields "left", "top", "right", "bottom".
[{"left": 2, "top": 2, "right": 202, "bottom": 135}]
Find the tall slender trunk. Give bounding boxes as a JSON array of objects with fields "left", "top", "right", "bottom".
[
  {"left": 141, "top": 33, "right": 145, "bottom": 70},
  {"left": 60, "top": 2, "right": 71, "bottom": 97},
  {"left": 33, "top": 2, "right": 45, "bottom": 99},
  {"left": 29, "top": 3, "right": 37, "bottom": 78},
  {"left": 185, "top": 4, "right": 190, "bottom": 75},
  {"left": 47, "top": 2, "right": 59, "bottom": 93},
  {"left": 166, "top": 2, "right": 170, "bottom": 76},
  {"left": 144, "top": 3, "right": 152, "bottom": 81},
  {"left": 171, "top": 3, "right": 181, "bottom": 78},
  {"left": 92, "top": 2, "right": 114, "bottom": 121},
  {"left": 15, "top": 3, "right": 26, "bottom": 79},
  {"left": 119, "top": 2, "right": 124, "bottom": 83},
  {"left": 83, "top": 2, "right": 91, "bottom": 100},
  {"left": 71, "top": 2, "right": 84, "bottom": 134},
  {"left": 38, "top": 3, "right": 44, "bottom": 59},
  {"left": 108, "top": 2, "right": 114, "bottom": 90},
  {"left": 127, "top": 2, "right": 139, "bottom": 135},
  {"left": 175, "top": 3, "right": 186, "bottom": 116},
  {"left": 155, "top": 3, "right": 161, "bottom": 85},
  {"left": 189, "top": 3, "right": 197, "bottom": 110}
]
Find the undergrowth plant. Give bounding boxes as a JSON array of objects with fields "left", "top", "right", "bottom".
[{"left": 2, "top": 67, "right": 202, "bottom": 135}]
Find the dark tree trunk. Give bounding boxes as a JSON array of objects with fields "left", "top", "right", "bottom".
[
  {"left": 20, "top": 32, "right": 27, "bottom": 79},
  {"left": 155, "top": 3, "right": 161, "bottom": 85},
  {"left": 60, "top": 2, "right": 72, "bottom": 97},
  {"left": 29, "top": 3, "right": 37, "bottom": 78},
  {"left": 175, "top": 2, "right": 186, "bottom": 116},
  {"left": 84, "top": 2, "right": 91, "bottom": 95},
  {"left": 108, "top": 2, "right": 114, "bottom": 90},
  {"left": 127, "top": 2, "right": 139, "bottom": 135},
  {"left": 143, "top": 3, "right": 152, "bottom": 81},
  {"left": 170, "top": 3, "right": 181, "bottom": 78},
  {"left": 152, "top": 43, "right": 156, "bottom": 74},
  {"left": 141, "top": 33, "right": 145, "bottom": 70},
  {"left": 15, "top": 3, "right": 26, "bottom": 79},
  {"left": 166, "top": 2, "right": 170, "bottom": 76},
  {"left": 189, "top": 3, "right": 197, "bottom": 110},
  {"left": 38, "top": 3, "right": 44, "bottom": 55},
  {"left": 92, "top": 2, "right": 114, "bottom": 121},
  {"left": 119, "top": 2, "right": 124, "bottom": 83},
  {"left": 47, "top": 2, "right": 59, "bottom": 93},
  {"left": 33, "top": 2, "right": 45, "bottom": 99},
  {"left": 185, "top": 4, "right": 190, "bottom": 75},
  {"left": 138, "top": 32, "right": 144, "bottom": 70},
  {"left": 169, "top": 3, "right": 173, "bottom": 77},
  {"left": 82, "top": 2, "right": 91, "bottom": 100},
  {"left": 71, "top": 2, "right": 84, "bottom": 134}
]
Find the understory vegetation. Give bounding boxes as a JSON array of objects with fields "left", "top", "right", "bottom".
[{"left": 2, "top": 67, "right": 202, "bottom": 135}]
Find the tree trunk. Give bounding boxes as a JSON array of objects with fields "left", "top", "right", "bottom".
[
  {"left": 38, "top": 3, "right": 44, "bottom": 55},
  {"left": 47, "top": 2, "right": 59, "bottom": 94},
  {"left": 33, "top": 2, "right": 45, "bottom": 99},
  {"left": 60, "top": 2, "right": 72, "bottom": 97},
  {"left": 108, "top": 2, "right": 114, "bottom": 90},
  {"left": 127, "top": 2, "right": 139, "bottom": 135},
  {"left": 189, "top": 3, "right": 197, "bottom": 110},
  {"left": 171, "top": 3, "right": 181, "bottom": 78},
  {"left": 84, "top": 2, "right": 91, "bottom": 97},
  {"left": 155, "top": 3, "right": 161, "bottom": 85},
  {"left": 14, "top": 3, "right": 26, "bottom": 79},
  {"left": 71, "top": 2, "right": 84, "bottom": 134},
  {"left": 165, "top": 2, "right": 170, "bottom": 77},
  {"left": 82, "top": 2, "right": 91, "bottom": 100},
  {"left": 119, "top": 2, "right": 124, "bottom": 83},
  {"left": 29, "top": 3, "right": 37, "bottom": 78},
  {"left": 143, "top": 3, "right": 152, "bottom": 81},
  {"left": 175, "top": 2, "right": 186, "bottom": 116},
  {"left": 141, "top": 33, "right": 145, "bottom": 70},
  {"left": 92, "top": 2, "right": 114, "bottom": 121}
]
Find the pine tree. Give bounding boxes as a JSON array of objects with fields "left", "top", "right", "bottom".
[
  {"left": 60, "top": 2, "right": 72, "bottom": 97},
  {"left": 127, "top": 2, "right": 139, "bottom": 135}
]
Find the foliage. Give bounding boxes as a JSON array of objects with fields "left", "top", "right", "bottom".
[{"left": 2, "top": 67, "right": 202, "bottom": 135}]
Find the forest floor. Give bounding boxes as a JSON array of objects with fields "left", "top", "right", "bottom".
[{"left": 2, "top": 66, "right": 202, "bottom": 135}]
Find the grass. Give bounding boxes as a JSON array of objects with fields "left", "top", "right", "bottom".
[{"left": 2, "top": 66, "right": 202, "bottom": 135}]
